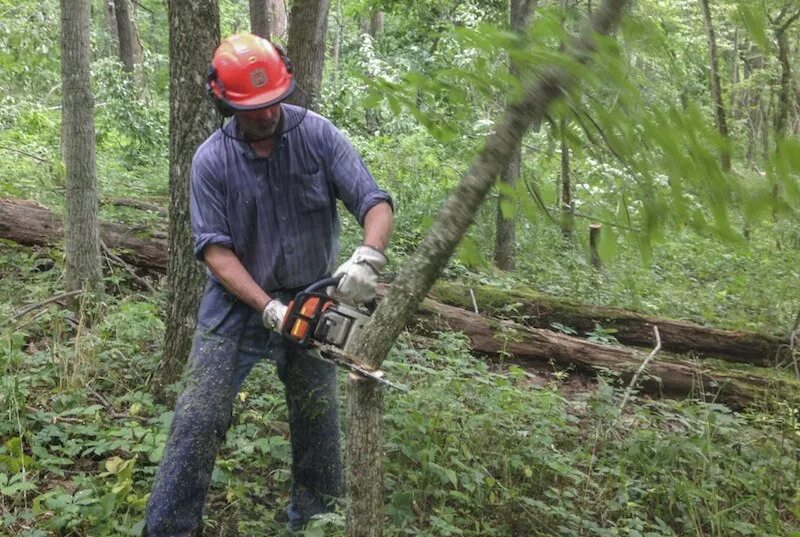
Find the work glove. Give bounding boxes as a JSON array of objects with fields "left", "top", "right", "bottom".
[
  {"left": 262, "top": 299, "right": 288, "bottom": 332},
  {"left": 331, "top": 245, "right": 388, "bottom": 304}
]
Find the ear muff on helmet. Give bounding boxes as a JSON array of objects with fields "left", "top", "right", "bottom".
[
  {"left": 206, "top": 34, "right": 295, "bottom": 116},
  {"left": 206, "top": 65, "right": 235, "bottom": 117}
]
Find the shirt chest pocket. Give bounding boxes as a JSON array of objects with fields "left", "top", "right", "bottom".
[{"left": 291, "top": 168, "right": 331, "bottom": 212}]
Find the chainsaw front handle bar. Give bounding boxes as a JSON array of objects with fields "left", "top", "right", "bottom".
[{"left": 303, "top": 276, "right": 341, "bottom": 294}]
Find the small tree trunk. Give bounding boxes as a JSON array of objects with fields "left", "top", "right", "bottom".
[
  {"left": 60, "top": 0, "right": 103, "bottom": 309},
  {"left": 331, "top": 0, "right": 341, "bottom": 93},
  {"left": 286, "top": 0, "right": 331, "bottom": 110},
  {"left": 560, "top": 116, "right": 574, "bottom": 238},
  {"left": 268, "top": 0, "right": 288, "bottom": 38},
  {"left": 493, "top": 151, "right": 521, "bottom": 269},
  {"left": 731, "top": 28, "right": 739, "bottom": 116},
  {"left": 364, "top": 9, "right": 384, "bottom": 134},
  {"left": 698, "top": 0, "right": 731, "bottom": 172},
  {"left": 589, "top": 224, "right": 602, "bottom": 268},
  {"left": 344, "top": 1, "right": 631, "bottom": 535},
  {"left": 774, "top": 22, "right": 796, "bottom": 141},
  {"left": 345, "top": 375, "right": 384, "bottom": 537},
  {"left": 103, "top": 0, "right": 119, "bottom": 56},
  {"left": 249, "top": 0, "right": 271, "bottom": 39},
  {"left": 113, "top": 0, "right": 136, "bottom": 73},
  {"left": 493, "top": 0, "right": 537, "bottom": 270},
  {"left": 155, "top": 0, "right": 220, "bottom": 403}
]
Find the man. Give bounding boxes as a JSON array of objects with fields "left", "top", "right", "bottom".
[{"left": 144, "top": 33, "right": 393, "bottom": 536}]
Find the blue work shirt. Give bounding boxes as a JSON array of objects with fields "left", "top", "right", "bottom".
[{"left": 189, "top": 104, "right": 392, "bottom": 332}]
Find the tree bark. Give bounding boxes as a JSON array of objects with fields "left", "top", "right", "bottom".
[
  {"left": 268, "top": 0, "right": 288, "bottom": 38},
  {"left": 560, "top": 116, "right": 574, "bottom": 237},
  {"left": 589, "top": 223, "right": 602, "bottom": 268},
  {"left": 698, "top": 0, "right": 731, "bottom": 172},
  {"left": 494, "top": 0, "right": 537, "bottom": 270},
  {"left": 249, "top": 0, "right": 271, "bottom": 39},
  {"left": 331, "top": 0, "right": 342, "bottom": 93},
  {"left": 364, "top": 9, "right": 384, "bottom": 134},
  {"left": 60, "top": 0, "right": 103, "bottom": 309},
  {"left": 155, "top": 0, "right": 220, "bottom": 403},
  {"left": 415, "top": 299, "right": 799, "bottom": 409},
  {"left": 345, "top": 1, "right": 632, "bottom": 535},
  {"left": 113, "top": 0, "right": 136, "bottom": 73},
  {"left": 286, "top": 0, "right": 331, "bottom": 110},
  {"left": 103, "top": 0, "right": 119, "bottom": 56},
  {"left": 773, "top": 9, "right": 800, "bottom": 141}
]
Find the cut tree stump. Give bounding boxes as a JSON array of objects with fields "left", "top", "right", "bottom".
[{"left": 429, "top": 280, "right": 790, "bottom": 367}]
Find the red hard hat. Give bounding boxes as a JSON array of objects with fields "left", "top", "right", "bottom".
[{"left": 207, "top": 33, "right": 295, "bottom": 111}]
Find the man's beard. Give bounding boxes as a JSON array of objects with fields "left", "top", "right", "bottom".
[{"left": 238, "top": 112, "right": 283, "bottom": 142}]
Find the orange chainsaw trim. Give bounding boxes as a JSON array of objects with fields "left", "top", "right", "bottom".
[{"left": 284, "top": 296, "right": 333, "bottom": 342}]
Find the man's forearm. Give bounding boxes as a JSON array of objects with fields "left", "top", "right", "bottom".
[
  {"left": 362, "top": 202, "right": 393, "bottom": 252},
  {"left": 203, "top": 244, "right": 272, "bottom": 312}
]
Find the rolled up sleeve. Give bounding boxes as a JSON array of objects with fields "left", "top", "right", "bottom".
[
  {"left": 190, "top": 154, "right": 233, "bottom": 260},
  {"left": 325, "top": 122, "right": 393, "bottom": 225}
]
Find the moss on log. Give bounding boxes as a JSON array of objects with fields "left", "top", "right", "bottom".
[{"left": 429, "top": 280, "right": 789, "bottom": 367}]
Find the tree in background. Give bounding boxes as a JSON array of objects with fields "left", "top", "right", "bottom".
[
  {"left": 698, "top": 0, "right": 731, "bottom": 171},
  {"left": 363, "top": 8, "right": 384, "bottom": 134},
  {"left": 769, "top": 2, "right": 800, "bottom": 142},
  {"left": 60, "top": 0, "right": 103, "bottom": 309},
  {"left": 113, "top": 0, "right": 138, "bottom": 74},
  {"left": 286, "top": 0, "right": 331, "bottom": 109},
  {"left": 154, "top": 0, "right": 220, "bottom": 402},
  {"left": 249, "top": 0, "right": 271, "bottom": 39},
  {"left": 493, "top": 0, "right": 537, "bottom": 270}
]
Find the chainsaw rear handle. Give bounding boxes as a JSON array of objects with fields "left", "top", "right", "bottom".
[{"left": 280, "top": 276, "right": 341, "bottom": 347}]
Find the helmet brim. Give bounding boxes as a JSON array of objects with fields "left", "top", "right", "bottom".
[{"left": 224, "top": 80, "right": 296, "bottom": 111}]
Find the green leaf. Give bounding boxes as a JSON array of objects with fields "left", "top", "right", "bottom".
[{"left": 737, "top": 4, "right": 771, "bottom": 52}]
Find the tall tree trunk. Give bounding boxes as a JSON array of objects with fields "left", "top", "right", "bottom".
[
  {"left": 60, "top": 0, "right": 103, "bottom": 309},
  {"left": 560, "top": 116, "right": 574, "bottom": 238},
  {"left": 268, "top": 0, "right": 288, "bottom": 38},
  {"left": 103, "top": 0, "right": 119, "bottom": 57},
  {"left": 731, "top": 27, "right": 739, "bottom": 116},
  {"left": 154, "top": 0, "right": 220, "bottom": 403},
  {"left": 331, "top": 0, "right": 342, "bottom": 93},
  {"left": 344, "top": 1, "right": 631, "bottom": 535},
  {"left": 773, "top": 10, "right": 800, "bottom": 141},
  {"left": 364, "top": 9, "right": 384, "bottom": 134},
  {"left": 493, "top": 0, "right": 537, "bottom": 270},
  {"left": 113, "top": 0, "right": 136, "bottom": 73},
  {"left": 249, "top": 0, "right": 271, "bottom": 39},
  {"left": 698, "top": 0, "right": 731, "bottom": 172},
  {"left": 286, "top": 0, "right": 331, "bottom": 110}
]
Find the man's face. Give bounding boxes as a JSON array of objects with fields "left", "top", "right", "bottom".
[{"left": 235, "top": 104, "right": 282, "bottom": 141}]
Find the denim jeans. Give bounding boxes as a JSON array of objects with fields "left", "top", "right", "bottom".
[{"left": 144, "top": 286, "right": 342, "bottom": 536}]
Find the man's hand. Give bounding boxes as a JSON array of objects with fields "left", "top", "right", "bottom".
[
  {"left": 331, "top": 245, "right": 388, "bottom": 304},
  {"left": 262, "top": 299, "right": 288, "bottom": 331}
]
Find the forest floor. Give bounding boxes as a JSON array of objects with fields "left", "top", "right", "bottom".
[{"left": 1, "top": 238, "right": 798, "bottom": 536}]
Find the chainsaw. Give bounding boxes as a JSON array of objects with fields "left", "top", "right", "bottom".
[{"left": 280, "top": 277, "right": 405, "bottom": 390}]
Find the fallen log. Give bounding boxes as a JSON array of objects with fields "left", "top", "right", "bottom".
[
  {"left": 414, "top": 299, "right": 800, "bottom": 408},
  {"left": 0, "top": 197, "right": 790, "bottom": 370},
  {"left": 0, "top": 198, "right": 166, "bottom": 272},
  {"left": 429, "top": 281, "right": 790, "bottom": 367}
]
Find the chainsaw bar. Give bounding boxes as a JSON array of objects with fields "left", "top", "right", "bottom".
[{"left": 310, "top": 343, "right": 408, "bottom": 392}]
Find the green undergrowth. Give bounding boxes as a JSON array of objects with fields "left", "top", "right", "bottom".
[{"left": 0, "top": 244, "right": 798, "bottom": 536}]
